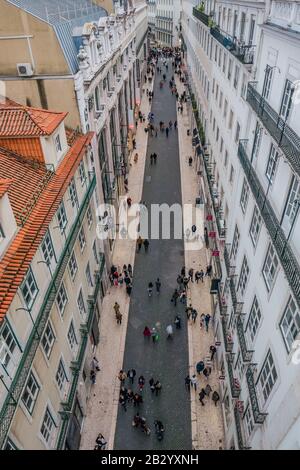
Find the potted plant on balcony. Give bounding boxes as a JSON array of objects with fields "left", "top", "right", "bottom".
[{"left": 197, "top": 2, "right": 205, "bottom": 12}]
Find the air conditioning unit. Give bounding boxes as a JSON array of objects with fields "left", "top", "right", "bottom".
[{"left": 17, "top": 63, "right": 34, "bottom": 77}]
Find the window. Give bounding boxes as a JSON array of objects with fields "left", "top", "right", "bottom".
[
  {"left": 219, "top": 91, "right": 223, "bottom": 109},
  {"left": 249, "top": 206, "right": 262, "bottom": 247},
  {"left": 235, "top": 122, "right": 240, "bottom": 143},
  {"left": 231, "top": 225, "right": 240, "bottom": 260},
  {"left": 55, "top": 134, "right": 62, "bottom": 153},
  {"left": 21, "top": 268, "right": 38, "bottom": 309},
  {"left": 86, "top": 262, "right": 94, "bottom": 287},
  {"left": 282, "top": 177, "right": 300, "bottom": 232},
  {"left": 224, "top": 99, "right": 228, "bottom": 119},
  {"left": 228, "top": 58, "right": 233, "bottom": 81},
  {"left": 247, "top": 296, "right": 262, "bottom": 342},
  {"left": 93, "top": 240, "right": 98, "bottom": 264},
  {"left": 224, "top": 150, "right": 228, "bottom": 168},
  {"left": 0, "top": 223, "right": 5, "bottom": 243},
  {"left": 216, "top": 126, "right": 219, "bottom": 142},
  {"left": 223, "top": 53, "right": 227, "bottom": 73},
  {"left": 56, "top": 282, "right": 68, "bottom": 316},
  {"left": 216, "top": 84, "right": 219, "bottom": 101},
  {"left": 78, "top": 227, "right": 86, "bottom": 251},
  {"left": 212, "top": 78, "right": 215, "bottom": 94},
  {"left": 248, "top": 15, "right": 255, "bottom": 45},
  {"left": 237, "top": 256, "right": 250, "bottom": 297},
  {"left": 0, "top": 324, "right": 17, "bottom": 370},
  {"left": 68, "top": 321, "right": 78, "bottom": 351},
  {"left": 79, "top": 161, "right": 86, "bottom": 186},
  {"left": 4, "top": 439, "right": 18, "bottom": 450},
  {"left": 262, "top": 244, "right": 279, "bottom": 291},
  {"left": 262, "top": 65, "right": 273, "bottom": 100},
  {"left": 95, "top": 85, "right": 100, "bottom": 111},
  {"left": 22, "top": 372, "right": 40, "bottom": 414},
  {"left": 234, "top": 65, "right": 240, "bottom": 89},
  {"left": 41, "top": 231, "right": 55, "bottom": 266},
  {"left": 259, "top": 350, "right": 278, "bottom": 405},
  {"left": 228, "top": 110, "right": 233, "bottom": 129},
  {"left": 87, "top": 206, "right": 93, "bottom": 227},
  {"left": 213, "top": 118, "right": 216, "bottom": 132},
  {"left": 41, "top": 322, "right": 55, "bottom": 358},
  {"left": 220, "top": 138, "right": 224, "bottom": 154},
  {"left": 243, "top": 405, "right": 254, "bottom": 438},
  {"left": 69, "top": 178, "right": 78, "bottom": 209},
  {"left": 215, "top": 44, "right": 218, "bottom": 62},
  {"left": 266, "top": 144, "right": 279, "bottom": 184},
  {"left": 56, "top": 359, "right": 68, "bottom": 391},
  {"left": 68, "top": 252, "right": 78, "bottom": 280},
  {"left": 280, "top": 296, "right": 300, "bottom": 352},
  {"left": 240, "top": 179, "right": 249, "bottom": 213},
  {"left": 57, "top": 202, "right": 67, "bottom": 233},
  {"left": 77, "top": 289, "right": 86, "bottom": 316},
  {"left": 280, "top": 79, "right": 294, "bottom": 121},
  {"left": 251, "top": 122, "right": 262, "bottom": 163},
  {"left": 229, "top": 165, "right": 234, "bottom": 184},
  {"left": 40, "top": 407, "right": 56, "bottom": 446}
]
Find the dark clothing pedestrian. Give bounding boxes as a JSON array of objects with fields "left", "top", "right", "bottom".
[
  {"left": 188, "top": 156, "right": 193, "bottom": 166},
  {"left": 153, "top": 152, "right": 157, "bottom": 163},
  {"left": 186, "top": 304, "right": 193, "bottom": 320},
  {"left": 128, "top": 264, "right": 133, "bottom": 277},
  {"left": 188, "top": 268, "right": 194, "bottom": 282},
  {"left": 191, "top": 309, "right": 198, "bottom": 323},
  {"left": 185, "top": 376, "right": 191, "bottom": 391},
  {"left": 196, "top": 361, "right": 205, "bottom": 374},
  {"left": 143, "top": 326, "right": 151, "bottom": 338},
  {"left": 212, "top": 391, "right": 220, "bottom": 406},
  {"left": 155, "top": 278, "right": 161, "bottom": 293},
  {"left": 133, "top": 393, "right": 143, "bottom": 407},
  {"left": 127, "top": 369, "right": 136, "bottom": 384},
  {"left": 174, "top": 314, "right": 181, "bottom": 329},
  {"left": 171, "top": 289, "right": 179, "bottom": 306},
  {"left": 210, "top": 345, "right": 217, "bottom": 360},
  {"left": 199, "top": 389, "right": 206, "bottom": 406},
  {"left": 154, "top": 381, "right": 162, "bottom": 396},
  {"left": 181, "top": 266, "right": 186, "bottom": 276},
  {"left": 203, "top": 367, "right": 211, "bottom": 380},
  {"left": 205, "top": 314, "right": 211, "bottom": 332},
  {"left": 138, "top": 376, "right": 145, "bottom": 392},
  {"left": 126, "top": 284, "right": 132, "bottom": 296},
  {"left": 166, "top": 127, "right": 169, "bottom": 138},
  {"left": 205, "top": 384, "right": 212, "bottom": 396},
  {"left": 149, "top": 378, "right": 155, "bottom": 393},
  {"left": 144, "top": 239, "right": 150, "bottom": 252}
]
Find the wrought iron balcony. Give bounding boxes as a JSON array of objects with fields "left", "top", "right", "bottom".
[
  {"left": 247, "top": 83, "right": 300, "bottom": 178},
  {"left": 238, "top": 140, "right": 300, "bottom": 308},
  {"left": 193, "top": 7, "right": 210, "bottom": 26},
  {"left": 0, "top": 174, "right": 97, "bottom": 449},
  {"left": 217, "top": 282, "right": 228, "bottom": 316},
  {"left": 234, "top": 405, "right": 251, "bottom": 450},
  {"left": 57, "top": 263, "right": 104, "bottom": 449},
  {"left": 224, "top": 244, "right": 236, "bottom": 276},
  {"left": 246, "top": 365, "right": 268, "bottom": 424},
  {"left": 236, "top": 316, "right": 254, "bottom": 363},
  {"left": 210, "top": 27, "right": 255, "bottom": 65},
  {"left": 222, "top": 316, "right": 234, "bottom": 353},
  {"left": 226, "top": 354, "right": 241, "bottom": 398}
]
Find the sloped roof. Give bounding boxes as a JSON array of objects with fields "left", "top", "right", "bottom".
[
  {"left": 0, "top": 106, "right": 67, "bottom": 137},
  {"left": 0, "top": 178, "right": 14, "bottom": 199},
  {"left": 0, "top": 131, "right": 94, "bottom": 321}
]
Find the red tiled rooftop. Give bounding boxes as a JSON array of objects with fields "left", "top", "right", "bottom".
[
  {"left": 0, "top": 178, "right": 14, "bottom": 199},
  {"left": 0, "top": 104, "right": 67, "bottom": 137},
  {"left": 0, "top": 132, "right": 94, "bottom": 322}
]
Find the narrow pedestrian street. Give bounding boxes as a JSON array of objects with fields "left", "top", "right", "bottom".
[{"left": 114, "top": 60, "right": 192, "bottom": 450}]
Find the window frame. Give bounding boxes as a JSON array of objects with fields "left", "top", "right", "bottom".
[
  {"left": 240, "top": 179, "right": 249, "bottom": 214},
  {"left": 249, "top": 205, "right": 262, "bottom": 247},
  {"left": 57, "top": 202, "right": 68, "bottom": 233},
  {"left": 262, "top": 244, "right": 279, "bottom": 292},
  {"left": 21, "top": 267, "right": 38, "bottom": 309},
  {"left": 279, "top": 296, "right": 300, "bottom": 353},
  {"left": 56, "top": 282, "right": 68, "bottom": 316},
  {"left": 265, "top": 144, "right": 279, "bottom": 184},
  {"left": 21, "top": 371, "right": 40, "bottom": 415},
  {"left": 41, "top": 321, "right": 56, "bottom": 359},
  {"left": 257, "top": 349, "right": 278, "bottom": 406}
]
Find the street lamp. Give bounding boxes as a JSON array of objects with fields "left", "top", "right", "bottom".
[{"left": 16, "top": 307, "right": 40, "bottom": 339}]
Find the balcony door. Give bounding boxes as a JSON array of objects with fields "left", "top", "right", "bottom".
[
  {"left": 282, "top": 176, "right": 300, "bottom": 236},
  {"left": 262, "top": 65, "right": 273, "bottom": 101},
  {"left": 279, "top": 79, "right": 294, "bottom": 122}
]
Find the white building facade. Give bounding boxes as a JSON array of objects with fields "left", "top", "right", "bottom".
[
  {"left": 182, "top": 0, "right": 300, "bottom": 449},
  {"left": 147, "top": 0, "right": 181, "bottom": 46}
]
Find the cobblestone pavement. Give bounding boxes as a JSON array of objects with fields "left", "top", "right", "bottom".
[
  {"left": 114, "top": 59, "right": 191, "bottom": 450},
  {"left": 176, "top": 74, "right": 225, "bottom": 450},
  {"left": 80, "top": 57, "right": 224, "bottom": 451}
]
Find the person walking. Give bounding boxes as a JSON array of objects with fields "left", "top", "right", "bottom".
[
  {"left": 113, "top": 302, "right": 120, "bottom": 316},
  {"left": 188, "top": 156, "right": 193, "bottom": 167},
  {"left": 181, "top": 266, "right": 186, "bottom": 277},
  {"left": 206, "top": 264, "right": 212, "bottom": 277},
  {"left": 126, "top": 283, "right": 132, "bottom": 296},
  {"left": 149, "top": 378, "right": 155, "bottom": 393},
  {"left": 133, "top": 393, "right": 143, "bottom": 407},
  {"left": 185, "top": 375, "right": 191, "bottom": 392},
  {"left": 127, "top": 196, "right": 132, "bottom": 208},
  {"left": 199, "top": 269, "right": 204, "bottom": 282},
  {"left": 196, "top": 360, "right": 205, "bottom": 375},
  {"left": 186, "top": 304, "right": 193, "bottom": 320},
  {"left": 195, "top": 271, "right": 201, "bottom": 283},
  {"left": 191, "top": 309, "right": 198, "bottom": 323},
  {"left": 205, "top": 313, "right": 211, "bottom": 332},
  {"left": 151, "top": 327, "right": 158, "bottom": 343},
  {"left": 183, "top": 276, "right": 189, "bottom": 289},
  {"left": 127, "top": 369, "right": 136, "bottom": 384},
  {"left": 138, "top": 375, "right": 146, "bottom": 392},
  {"left": 150, "top": 153, "right": 154, "bottom": 165},
  {"left": 137, "top": 236, "right": 143, "bottom": 252},
  {"left": 210, "top": 345, "right": 217, "bottom": 360},
  {"left": 95, "top": 433, "right": 107, "bottom": 450},
  {"left": 176, "top": 274, "right": 183, "bottom": 288},
  {"left": 166, "top": 127, "right": 169, "bottom": 138},
  {"left": 174, "top": 314, "right": 181, "bottom": 329},
  {"left": 166, "top": 324, "right": 173, "bottom": 339},
  {"left": 199, "top": 388, "right": 206, "bottom": 406},
  {"left": 147, "top": 282, "right": 153, "bottom": 297},
  {"left": 91, "top": 356, "right": 100, "bottom": 372},
  {"left": 154, "top": 380, "right": 162, "bottom": 396},
  {"left": 128, "top": 264, "right": 133, "bottom": 277},
  {"left": 143, "top": 326, "right": 151, "bottom": 339},
  {"left": 155, "top": 278, "right": 161, "bottom": 294},
  {"left": 153, "top": 152, "right": 157, "bottom": 163},
  {"left": 116, "top": 311, "right": 122, "bottom": 324},
  {"left": 90, "top": 369, "right": 96, "bottom": 385},
  {"left": 144, "top": 239, "right": 150, "bottom": 252},
  {"left": 204, "top": 384, "right": 212, "bottom": 397},
  {"left": 190, "top": 374, "right": 197, "bottom": 391},
  {"left": 171, "top": 288, "right": 179, "bottom": 306},
  {"left": 203, "top": 367, "right": 211, "bottom": 380},
  {"left": 188, "top": 268, "right": 194, "bottom": 283},
  {"left": 118, "top": 370, "right": 127, "bottom": 384},
  {"left": 174, "top": 120, "right": 177, "bottom": 130},
  {"left": 212, "top": 390, "right": 220, "bottom": 406}
]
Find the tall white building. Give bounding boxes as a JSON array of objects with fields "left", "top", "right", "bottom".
[
  {"left": 148, "top": 0, "right": 181, "bottom": 46},
  {"left": 182, "top": 0, "right": 300, "bottom": 449}
]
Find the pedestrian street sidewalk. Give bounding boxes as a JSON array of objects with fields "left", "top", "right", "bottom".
[
  {"left": 80, "top": 79, "right": 154, "bottom": 450},
  {"left": 176, "top": 75, "right": 225, "bottom": 450}
]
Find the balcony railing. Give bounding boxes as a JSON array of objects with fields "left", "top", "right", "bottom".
[
  {"left": 211, "top": 27, "right": 255, "bottom": 65},
  {"left": 246, "top": 365, "right": 268, "bottom": 424},
  {"left": 226, "top": 355, "right": 241, "bottom": 398},
  {"left": 236, "top": 316, "right": 254, "bottom": 363},
  {"left": 224, "top": 244, "right": 236, "bottom": 276},
  {"left": 234, "top": 405, "right": 251, "bottom": 450},
  {"left": 217, "top": 283, "right": 228, "bottom": 316},
  {"left": 0, "top": 173, "right": 97, "bottom": 449},
  {"left": 247, "top": 83, "right": 300, "bottom": 178},
  {"left": 57, "top": 258, "right": 105, "bottom": 449},
  {"left": 193, "top": 7, "right": 210, "bottom": 26},
  {"left": 238, "top": 140, "right": 300, "bottom": 308},
  {"left": 222, "top": 316, "right": 234, "bottom": 353}
]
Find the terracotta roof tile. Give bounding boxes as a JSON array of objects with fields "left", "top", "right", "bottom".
[
  {"left": 0, "top": 105, "right": 68, "bottom": 137},
  {"left": 0, "top": 131, "right": 94, "bottom": 322},
  {"left": 0, "top": 178, "right": 14, "bottom": 199}
]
